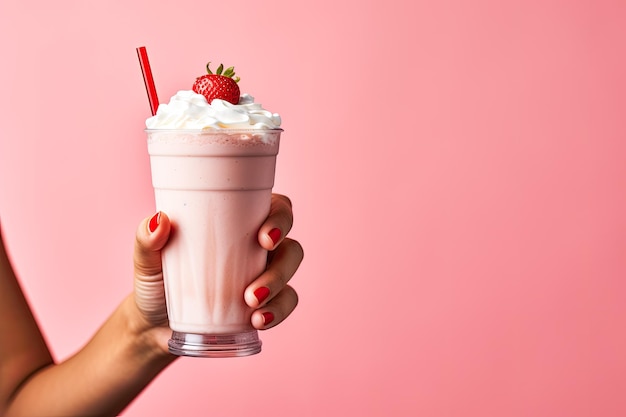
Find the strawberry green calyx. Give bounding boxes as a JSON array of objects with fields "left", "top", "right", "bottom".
[
  {"left": 193, "top": 61, "right": 242, "bottom": 105},
  {"left": 205, "top": 62, "right": 240, "bottom": 83}
]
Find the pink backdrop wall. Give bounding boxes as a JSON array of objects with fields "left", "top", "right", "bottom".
[{"left": 1, "top": 0, "right": 625, "bottom": 415}]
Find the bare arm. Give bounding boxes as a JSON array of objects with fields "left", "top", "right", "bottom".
[
  {"left": 0, "top": 226, "right": 176, "bottom": 417},
  {"left": 0, "top": 226, "right": 55, "bottom": 414},
  {"left": 4, "top": 294, "right": 176, "bottom": 417}
]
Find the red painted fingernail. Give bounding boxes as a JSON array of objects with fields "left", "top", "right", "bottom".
[
  {"left": 262, "top": 312, "right": 275, "bottom": 326},
  {"left": 268, "top": 228, "right": 281, "bottom": 245},
  {"left": 254, "top": 287, "right": 270, "bottom": 304},
  {"left": 148, "top": 212, "right": 161, "bottom": 233}
]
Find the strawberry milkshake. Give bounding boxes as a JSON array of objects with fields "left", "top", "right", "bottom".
[{"left": 145, "top": 63, "right": 282, "bottom": 357}]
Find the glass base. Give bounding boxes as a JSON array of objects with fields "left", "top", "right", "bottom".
[{"left": 168, "top": 330, "right": 262, "bottom": 358}]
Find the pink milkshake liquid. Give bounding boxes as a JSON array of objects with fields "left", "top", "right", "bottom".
[{"left": 147, "top": 129, "right": 281, "bottom": 357}]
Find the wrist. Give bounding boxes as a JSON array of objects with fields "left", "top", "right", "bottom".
[{"left": 121, "top": 294, "right": 176, "bottom": 363}]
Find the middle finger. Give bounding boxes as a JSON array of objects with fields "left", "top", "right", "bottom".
[{"left": 244, "top": 237, "right": 304, "bottom": 308}]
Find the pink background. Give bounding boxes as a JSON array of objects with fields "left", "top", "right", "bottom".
[{"left": 1, "top": 0, "right": 625, "bottom": 416}]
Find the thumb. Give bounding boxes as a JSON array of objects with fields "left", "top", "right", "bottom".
[
  {"left": 134, "top": 212, "right": 171, "bottom": 326},
  {"left": 134, "top": 211, "right": 171, "bottom": 278}
]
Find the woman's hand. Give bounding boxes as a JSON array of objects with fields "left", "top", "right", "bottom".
[
  {"left": 132, "top": 193, "right": 303, "bottom": 354},
  {"left": 245, "top": 194, "right": 303, "bottom": 329}
]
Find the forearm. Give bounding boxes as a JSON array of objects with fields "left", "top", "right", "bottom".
[
  {"left": 4, "top": 295, "right": 177, "bottom": 417},
  {"left": 0, "top": 229, "right": 55, "bottom": 413}
]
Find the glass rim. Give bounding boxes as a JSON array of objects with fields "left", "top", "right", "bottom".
[{"left": 145, "top": 128, "right": 283, "bottom": 133}]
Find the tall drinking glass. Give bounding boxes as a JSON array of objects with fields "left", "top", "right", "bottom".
[{"left": 146, "top": 129, "right": 281, "bottom": 357}]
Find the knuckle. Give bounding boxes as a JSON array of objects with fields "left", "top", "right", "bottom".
[
  {"left": 274, "top": 269, "right": 288, "bottom": 288},
  {"left": 274, "top": 193, "right": 293, "bottom": 208},
  {"left": 284, "top": 238, "right": 304, "bottom": 263},
  {"left": 290, "top": 286, "right": 299, "bottom": 308}
]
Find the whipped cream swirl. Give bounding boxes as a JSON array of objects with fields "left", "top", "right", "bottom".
[{"left": 146, "top": 90, "right": 282, "bottom": 130}]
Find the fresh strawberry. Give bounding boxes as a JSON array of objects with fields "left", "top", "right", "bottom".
[{"left": 192, "top": 62, "right": 241, "bottom": 105}]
